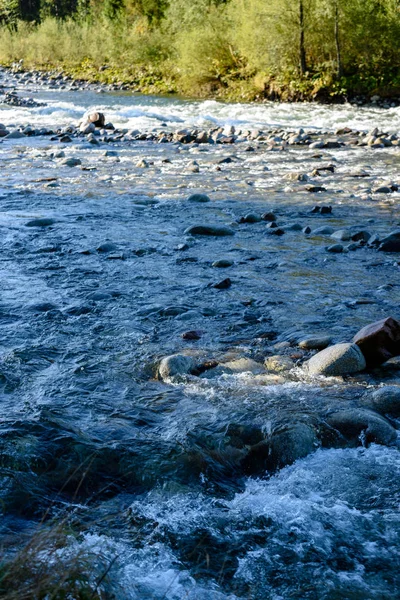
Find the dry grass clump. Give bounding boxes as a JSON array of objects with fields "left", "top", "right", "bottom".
[{"left": 0, "top": 520, "right": 114, "bottom": 600}]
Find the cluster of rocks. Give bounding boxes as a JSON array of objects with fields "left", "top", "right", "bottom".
[
  {"left": 157, "top": 317, "right": 400, "bottom": 382},
  {"left": 2, "top": 91, "right": 47, "bottom": 108},
  {"left": 185, "top": 202, "right": 400, "bottom": 255}
]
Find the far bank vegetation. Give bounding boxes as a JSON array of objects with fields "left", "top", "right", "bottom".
[{"left": 0, "top": 0, "right": 399, "bottom": 101}]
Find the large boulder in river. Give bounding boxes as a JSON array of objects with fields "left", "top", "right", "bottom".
[
  {"left": 158, "top": 354, "right": 195, "bottom": 380},
  {"left": 241, "top": 423, "right": 318, "bottom": 475},
  {"left": 306, "top": 343, "right": 366, "bottom": 376},
  {"left": 353, "top": 316, "right": 400, "bottom": 367}
]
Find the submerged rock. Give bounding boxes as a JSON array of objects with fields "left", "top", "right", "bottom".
[
  {"left": 325, "top": 409, "right": 397, "bottom": 447},
  {"left": 187, "top": 193, "right": 210, "bottom": 203},
  {"left": 264, "top": 355, "right": 295, "bottom": 372},
  {"left": 158, "top": 354, "right": 195, "bottom": 380},
  {"left": 212, "top": 259, "right": 233, "bottom": 268},
  {"left": 299, "top": 335, "right": 332, "bottom": 350},
  {"left": 185, "top": 225, "right": 234, "bottom": 236},
  {"left": 222, "top": 358, "right": 265, "bottom": 374},
  {"left": 60, "top": 157, "right": 81, "bottom": 167},
  {"left": 363, "top": 386, "right": 400, "bottom": 418},
  {"left": 306, "top": 343, "right": 366, "bottom": 376},
  {"left": 353, "top": 316, "right": 400, "bottom": 367},
  {"left": 378, "top": 231, "right": 400, "bottom": 252},
  {"left": 242, "top": 423, "right": 318, "bottom": 475},
  {"left": 25, "top": 218, "right": 56, "bottom": 227}
]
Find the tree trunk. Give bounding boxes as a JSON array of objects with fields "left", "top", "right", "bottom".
[
  {"left": 334, "top": 0, "right": 343, "bottom": 78},
  {"left": 299, "top": 0, "right": 307, "bottom": 75}
]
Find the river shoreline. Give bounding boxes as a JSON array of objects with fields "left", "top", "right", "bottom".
[{"left": 3, "top": 61, "right": 400, "bottom": 108}]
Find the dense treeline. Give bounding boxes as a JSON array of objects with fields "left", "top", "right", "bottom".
[{"left": 0, "top": 0, "right": 399, "bottom": 100}]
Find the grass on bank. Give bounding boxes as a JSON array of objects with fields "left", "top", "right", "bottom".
[{"left": 0, "top": 0, "right": 399, "bottom": 102}]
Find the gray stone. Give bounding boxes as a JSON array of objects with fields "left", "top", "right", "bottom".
[
  {"left": 25, "top": 218, "right": 56, "bottom": 227},
  {"left": 158, "top": 354, "right": 195, "bottom": 380},
  {"left": 313, "top": 226, "right": 335, "bottom": 235},
  {"left": 240, "top": 213, "right": 262, "bottom": 223},
  {"left": 326, "top": 409, "right": 397, "bottom": 446},
  {"left": 306, "top": 343, "right": 366, "bottom": 376},
  {"left": 212, "top": 259, "right": 233, "bottom": 268},
  {"left": 286, "top": 172, "right": 309, "bottom": 182},
  {"left": 378, "top": 231, "right": 400, "bottom": 252},
  {"left": 80, "top": 122, "right": 95, "bottom": 134},
  {"left": 331, "top": 230, "right": 352, "bottom": 241},
  {"left": 5, "top": 130, "right": 26, "bottom": 139},
  {"left": 60, "top": 157, "right": 81, "bottom": 167},
  {"left": 363, "top": 386, "right": 400, "bottom": 417},
  {"left": 222, "top": 358, "right": 265, "bottom": 374},
  {"left": 327, "top": 244, "right": 343, "bottom": 253},
  {"left": 270, "top": 423, "right": 318, "bottom": 468},
  {"left": 136, "top": 159, "right": 149, "bottom": 168},
  {"left": 264, "top": 355, "right": 295, "bottom": 372},
  {"left": 374, "top": 186, "right": 392, "bottom": 194},
  {"left": 184, "top": 225, "right": 234, "bottom": 236},
  {"left": 187, "top": 193, "right": 210, "bottom": 203},
  {"left": 299, "top": 336, "right": 332, "bottom": 350},
  {"left": 282, "top": 223, "right": 303, "bottom": 231}
]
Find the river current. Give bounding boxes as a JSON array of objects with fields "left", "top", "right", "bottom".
[{"left": 0, "top": 70, "right": 399, "bottom": 599}]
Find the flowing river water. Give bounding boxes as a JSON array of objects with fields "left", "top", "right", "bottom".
[{"left": 0, "top": 68, "right": 399, "bottom": 599}]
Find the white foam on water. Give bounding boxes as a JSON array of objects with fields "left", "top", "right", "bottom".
[{"left": 2, "top": 89, "right": 400, "bottom": 133}]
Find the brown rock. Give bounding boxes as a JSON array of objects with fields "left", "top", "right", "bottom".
[
  {"left": 88, "top": 112, "right": 105, "bottom": 127},
  {"left": 353, "top": 317, "right": 400, "bottom": 367}
]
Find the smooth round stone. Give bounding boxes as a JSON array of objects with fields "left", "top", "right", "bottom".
[
  {"left": 264, "top": 355, "right": 295, "bottom": 372},
  {"left": 212, "top": 259, "right": 233, "bottom": 268},
  {"left": 282, "top": 223, "right": 303, "bottom": 231},
  {"left": 313, "top": 226, "right": 335, "bottom": 235},
  {"left": 299, "top": 335, "right": 332, "bottom": 350},
  {"left": 158, "top": 354, "right": 195, "bottom": 380},
  {"left": 331, "top": 229, "right": 352, "bottom": 241},
  {"left": 60, "top": 157, "right": 81, "bottom": 167},
  {"left": 327, "top": 244, "right": 344, "bottom": 253},
  {"left": 221, "top": 358, "right": 266, "bottom": 374},
  {"left": 306, "top": 343, "right": 366, "bottom": 376},
  {"left": 97, "top": 242, "right": 118, "bottom": 253},
  {"left": 363, "top": 386, "right": 400, "bottom": 417},
  {"left": 187, "top": 193, "right": 210, "bottom": 203},
  {"left": 241, "top": 213, "right": 262, "bottom": 223},
  {"left": 326, "top": 409, "right": 397, "bottom": 446},
  {"left": 25, "top": 218, "right": 56, "bottom": 227},
  {"left": 184, "top": 225, "right": 234, "bottom": 236}
]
